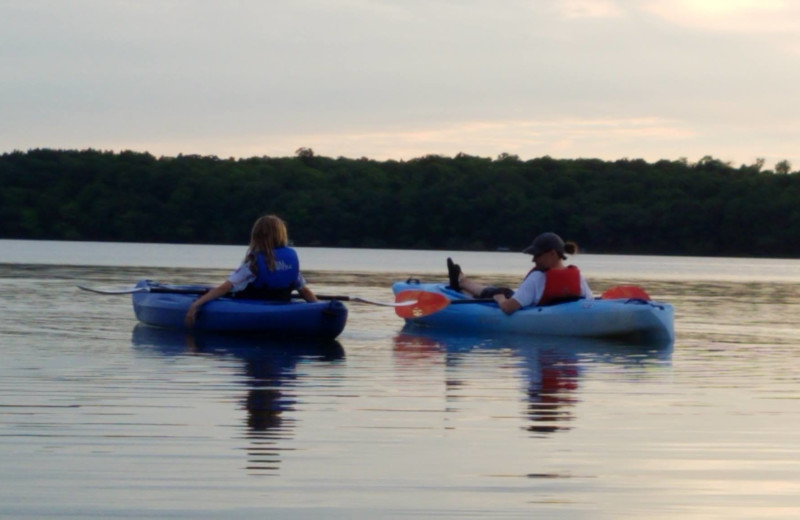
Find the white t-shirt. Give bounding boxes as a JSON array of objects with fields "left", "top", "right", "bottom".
[{"left": 511, "top": 269, "right": 593, "bottom": 307}]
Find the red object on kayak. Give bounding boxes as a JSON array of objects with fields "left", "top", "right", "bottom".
[{"left": 601, "top": 285, "right": 651, "bottom": 301}]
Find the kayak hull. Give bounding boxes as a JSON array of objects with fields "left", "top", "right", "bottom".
[
  {"left": 132, "top": 280, "right": 348, "bottom": 339},
  {"left": 392, "top": 281, "right": 674, "bottom": 343}
]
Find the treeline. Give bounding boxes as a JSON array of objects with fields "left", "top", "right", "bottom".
[{"left": 2, "top": 148, "right": 799, "bottom": 257}]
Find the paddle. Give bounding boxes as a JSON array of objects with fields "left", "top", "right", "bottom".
[
  {"left": 77, "top": 284, "right": 415, "bottom": 308},
  {"left": 78, "top": 285, "right": 206, "bottom": 295},
  {"left": 394, "top": 290, "right": 452, "bottom": 318},
  {"left": 394, "top": 284, "right": 652, "bottom": 319},
  {"left": 316, "top": 294, "right": 416, "bottom": 308}
]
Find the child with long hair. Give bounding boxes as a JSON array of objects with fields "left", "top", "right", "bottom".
[{"left": 185, "top": 215, "right": 317, "bottom": 327}]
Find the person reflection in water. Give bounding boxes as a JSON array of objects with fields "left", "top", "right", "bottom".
[
  {"left": 183, "top": 333, "right": 295, "bottom": 474},
  {"left": 241, "top": 359, "right": 296, "bottom": 474},
  {"left": 392, "top": 332, "right": 580, "bottom": 436},
  {"left": 245, "top": 387, "right": 288, "bottom": 431},
  {"left": 237, "top": 341, "right": 345, "bottom": 474},
  {"left": 524, "top": 350, "right": 579, "bottom": 434}
]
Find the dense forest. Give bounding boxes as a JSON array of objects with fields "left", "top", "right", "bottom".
[{"left": 2, "top": 148, "right": 799, "bottom": 257}]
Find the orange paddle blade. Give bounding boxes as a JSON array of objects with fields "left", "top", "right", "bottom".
[
  {"left": 601, "top": 285, "right": 651, "bottom": 301},
  {"left": 394, "top": 290, "right": 451, "bottom": 319}
]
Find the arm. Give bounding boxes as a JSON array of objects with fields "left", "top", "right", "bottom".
[
  {"left": 297, "top": 285, "right": 318, "bottom": 303},
  {"left": 294, "top": 271, "right": 317, "bottom": 302},
  {"left": 493, "top": 293, "right": 522, "bottom": 315},
  {"left": 494, "top": 271, "right": 543, "bottom": 314},
  {"left": 581, "top": 276, "right": 594, "bottom": 299},
  {"left": 185, "top": 280, "right": 234, "bottom": 328}
]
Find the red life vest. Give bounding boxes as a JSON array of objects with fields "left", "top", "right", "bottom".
[{"left": 539, "top": 265, "right": 582, "bottom": 305}]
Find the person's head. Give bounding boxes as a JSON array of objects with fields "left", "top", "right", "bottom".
[
  {"left": 523, "top": 232, "right": 577, "bottom": 269},
  {"left": 250, "top": 214, "right": 289, "bottom": 250},
  {"left": 248, "top": 215, "right": 289, "bottom": 270}
]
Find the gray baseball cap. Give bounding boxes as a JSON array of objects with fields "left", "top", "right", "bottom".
[{"left": 522, "top": 232, "right": 566, "bottom": 258}]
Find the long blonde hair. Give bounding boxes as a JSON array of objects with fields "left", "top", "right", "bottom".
[{"left": 246, "top": 214, "right": 289, "bottom": 272}]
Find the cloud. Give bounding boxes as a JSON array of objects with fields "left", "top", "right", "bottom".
[
  {"left": 641, "top": 0, "right": 800, "bottom": 33},
  {"left": 149, "top": 116, "right": 694, "bottom": 162},
  {"left": 1, "top": 0, "right": 798, "bottom": 171},
  {"left": 555, "top": 0, "right": 627, "bottom": 19}
]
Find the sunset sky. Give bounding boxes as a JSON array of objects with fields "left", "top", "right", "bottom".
[{"left": 3, "top": 0, "right": 799, "bottom": 170}]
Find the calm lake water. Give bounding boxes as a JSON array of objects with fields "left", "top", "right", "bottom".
[{"left": 2, "top": 240, "right": 800, "bottom": 519}]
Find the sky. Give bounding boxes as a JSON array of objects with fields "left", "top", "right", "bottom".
[{"left": 2, "top": 0, "right": 799, "bottom": 170}]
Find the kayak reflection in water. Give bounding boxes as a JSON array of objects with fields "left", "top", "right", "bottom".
[
  {"left": 447, "top": 232, "right": 593, "bottom": 315},
  {"left": 185, "top": 214, "right": 318, "bottom": 327}
]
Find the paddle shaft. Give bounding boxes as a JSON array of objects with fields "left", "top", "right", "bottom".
[
  {"left": 317, "top": 295, "right": 360, "bottom": 302},
  {"left": 78, "top": 285, "right": 413, "bottom": 307},
  {"left": 77, "top": 285, "right": 207, "bottom": 295}
]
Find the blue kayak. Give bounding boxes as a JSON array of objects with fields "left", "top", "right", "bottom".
[
  {"left": 132, "top": 280, "right": 348, "bottom": 339},
  {"left": 392, "top": 280, "right": 674, "bottom": 343}
]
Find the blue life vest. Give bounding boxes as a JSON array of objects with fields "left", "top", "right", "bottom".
[{"left": 237, "top": 247, "right": 300, "bottom": 300}]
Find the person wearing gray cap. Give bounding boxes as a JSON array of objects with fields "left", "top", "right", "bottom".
[{"left": 447, "top": 232, "right": 593, "bottom": 315}]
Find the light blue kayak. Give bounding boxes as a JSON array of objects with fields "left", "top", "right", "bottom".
[
  {"left": 392, "top": 280, "right": 674, "bottom": 343},
  {"left": 132, "top": 280, "right": 348, "bottom": 339}
]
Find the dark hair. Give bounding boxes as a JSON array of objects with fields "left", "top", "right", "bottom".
[{"left": 564, "top": 241, "right": 579, "bottom": 255}]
